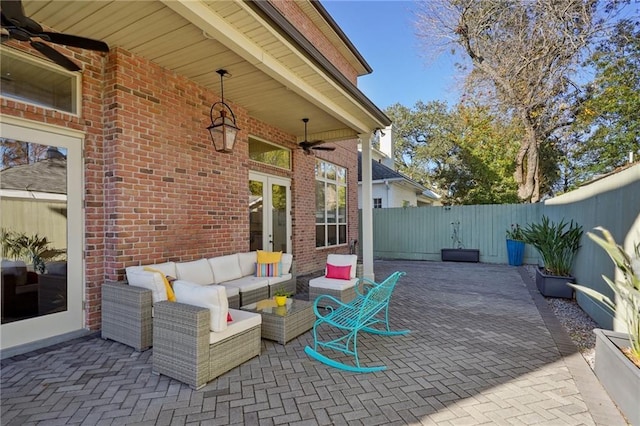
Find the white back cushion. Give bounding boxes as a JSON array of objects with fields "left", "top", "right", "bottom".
[
  {"left": 326, "top": 254, "right": 358, "bottom": 279},
  {"left": 173, "top": 281, "right": 228, "bottom": 332},
  {"left": 208, "top": 255, "right": 243, "bottom": 284},
  {"left": 175, "top": 259, "right": 214, "bottom": 285},
  {"left": 148, "top": 261, "right": 176, "bottom": 278},
  {"left": 281, "top": 253, "right": 293, "bottom": 274},
  {"left": 126, "top": 269, "right": 167, "bottom": 304},
  {"left": 237, "top": 252, "right": 257, "bottom": 276}
]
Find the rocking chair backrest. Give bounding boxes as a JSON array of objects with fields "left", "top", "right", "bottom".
[{"left": 357, "top": 271, "right": 404, "bottom": 324}]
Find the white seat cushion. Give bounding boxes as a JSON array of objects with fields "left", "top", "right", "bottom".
[
  {"left": 326, "top": 254, "right": 358, "bottom": 279},
  {"left": 267, "top": 273, "right": 293, "bottom": 287},
  {"left": 209, "top": 309, "right": 261, "bottom": 344},
  {"left": 222, "top": 276, "right": 269, "bottom": 292},
  {"left": 308, "top": 276, "right": 359, "bottom": 291},
  {"left": 237, "top": 252, "right": 257, "bottom": 276},
  {"left": 175, "top": 259, "right": 214, "bottom": 285},
  {"left": 173, "top": 281, "right": 228, "bottom": 332},
  {"left": 208, "top": 255, "right": 243, "bottom": 284}
]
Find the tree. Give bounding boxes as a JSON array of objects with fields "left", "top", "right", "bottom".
[
  {"left": 385, "top": 100, "right": 520, "bottom": 204},
  {"left": 415, "top": 0, "right": 603, "bottom": 202},
  {"left": 570, "top": 19, "right": 640, "bottom": 181}
]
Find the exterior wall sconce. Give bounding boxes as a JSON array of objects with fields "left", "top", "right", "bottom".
[{"left": 207, "top": 69, "right": 239, "bottom": 153}]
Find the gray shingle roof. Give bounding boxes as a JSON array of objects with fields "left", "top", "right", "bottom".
[{"left": 1, "top": 158, "right": 67, "bottom": 194}]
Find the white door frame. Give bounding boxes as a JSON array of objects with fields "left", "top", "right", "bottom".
[
  {"left": 0, "top": 116, "right": 85, "bottom": 351},
  {"left": 249, "top": 171, "right": 291, "bottom": 253}
]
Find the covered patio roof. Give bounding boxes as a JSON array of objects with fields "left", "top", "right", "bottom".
[{"left": 22, "top": 0, "right": 391, "bottom": 142}]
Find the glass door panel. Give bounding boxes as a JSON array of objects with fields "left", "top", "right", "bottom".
[
  {"left": 248, "top": 172, "right": 290, "bottom": 253},
  {"left": 0, "top": 118, "right": 83, "bottom": 350},
  {"left": 249, "top": 180, "right": 264, "bottom": 251}
]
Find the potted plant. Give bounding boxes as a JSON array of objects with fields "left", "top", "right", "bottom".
[
  {"left": 521, "top": 216, "right": 583, "bottom": 298},
  {"left": 568, "top": 228, "right": 639, "bottom": 424},
  {"left": 273, "top": 286, "right": 291, "bottom": 307},
  {"left": 441, "top": 221, "right": 480, "bottom": 263},
  {"left": 505, "top": 223, "right": 525, "bottom": 266}
]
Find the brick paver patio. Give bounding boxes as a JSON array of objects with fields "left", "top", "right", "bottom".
[{"left": 0, "top": 261, "right": 627, "bottom": 425}]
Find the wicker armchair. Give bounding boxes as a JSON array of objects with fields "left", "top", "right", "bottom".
[{"left": 152, "top": 301, "right": 262, "bottom": 389}]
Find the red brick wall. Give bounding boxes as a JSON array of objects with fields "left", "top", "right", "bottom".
[
  {"left": 1, "top": 41, "right": 359, "bottom": 330},
  {"left": 270, "top": 0, "right": 360, "bottom": 84}
]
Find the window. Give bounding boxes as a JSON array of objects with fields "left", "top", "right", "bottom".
[
  {"left": 373, "top": 198, "right": 382, "bottom": 209},
  {"left": 0, "top": 48, "right": 79, "bottom": 114},
  {"left": 249, "top": 137, "right": 291, "bottom": 170},
  {"left": 315, "top": 159, "right": 347, "bottom": 247}
]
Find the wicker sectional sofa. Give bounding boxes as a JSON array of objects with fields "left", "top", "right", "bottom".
[{"left": 101, "top": 251, "right": 295, "bottom": 351}]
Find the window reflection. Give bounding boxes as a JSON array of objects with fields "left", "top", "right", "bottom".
[{"left": 1, "top": 140, "right": 68, "bottom": 323}]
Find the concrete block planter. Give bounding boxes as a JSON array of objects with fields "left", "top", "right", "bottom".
[
  {"left": 441, "top": 249, "right": 479, "bottom": 263},
  {"left": 594, "top": 329, "right": 640, "bottom": 425},
  {"left": 535, "top": 267, "right": 574, "bottom": 299}
]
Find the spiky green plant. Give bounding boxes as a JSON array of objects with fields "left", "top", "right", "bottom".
[
  {"left": 1, "top": 228, "right": 66, "bottom": 273},
  {"left": 521, "top": 216, "right": 583, "bottom": 276},
  {"left": 569, "top": 228, "right": 640, "bottom": 363}
]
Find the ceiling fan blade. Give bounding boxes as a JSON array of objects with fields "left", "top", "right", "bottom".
[
  {"left": 40, "top": 31, "right": 109, "bottom": 52},
  {"left": 31, "top": 41, "right": 81, "bottom": 71},
  {"left": 312, "top": 146, "right": 335, "bottom": 151},
  {"left": 300, "top": 139, "right": 328, "bottom": 149},
  {"left": 1, "top": 0, "right": 28, "bottom": 27}
]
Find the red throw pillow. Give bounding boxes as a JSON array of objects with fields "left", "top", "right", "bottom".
[
  {"left": 227, "top": 312, "right": 233, "bottom": 322},
  {"left": 326, "top": 263, "right": 351, "bottom": 280}
]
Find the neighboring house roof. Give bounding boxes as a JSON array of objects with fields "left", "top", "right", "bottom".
[
  {"left": 357, "top": 152, "right": 440, "bottom": 200},
  {"left": 1, "top": 157, "right": 67, "bottom": 195}
]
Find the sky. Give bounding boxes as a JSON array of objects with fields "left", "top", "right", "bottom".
[{"left": 322, "top": 0, "right": 463, "bottom": 111}]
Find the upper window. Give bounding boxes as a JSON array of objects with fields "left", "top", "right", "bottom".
[
  {"left": 373, "top": 198, "right": 382, "bottom": 209},
  {"left": 0, "top": 48, "right": 79, "bottom": 114},
  {"left": 249, "top": 137, "right": 291, "bottom": 170},
  {"left": 315, "top": 159, "right": 347, "bottom": 248}
]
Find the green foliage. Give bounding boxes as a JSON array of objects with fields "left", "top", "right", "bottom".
[
  {"left": 570, "top": 19, "right": 640, "bottom": 182},
  {"left": 273, "top": 286, "right": 292, "bottom": 298},
  {"left": 569, "top": 228, "right": 640, "bottom": 361},
  {"left": 506, "top": 224, "right": 525, "bottom": 241},
  {"left": 1, "top": 228, "right": 66, "bottom": 273},
  {"left": 521, "top": 216, "right": 583, "bottom": 276},
  {"left": 385, "top": 101, "right": 520, "bottom": 205}
]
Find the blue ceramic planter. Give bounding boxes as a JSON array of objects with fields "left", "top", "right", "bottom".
[{"left": 506, "top": 239, "right": 525, "bottom": 266}]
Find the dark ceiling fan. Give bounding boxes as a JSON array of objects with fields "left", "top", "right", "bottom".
[
  {"left": 299, "top": 118, "right": 335, "bottom": 155},
  {"left": 1, "top": 0, "right": 109, "bottom": 72}
]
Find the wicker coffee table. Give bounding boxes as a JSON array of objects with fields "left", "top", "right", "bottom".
[{"left": 241, "top": 298, "right": 314, "bottom": 344}]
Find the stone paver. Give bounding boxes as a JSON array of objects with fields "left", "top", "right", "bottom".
[{"left": 1, "top": 261, "right": 628, "bottom": 425}]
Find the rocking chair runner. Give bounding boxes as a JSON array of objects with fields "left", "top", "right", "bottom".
[{"left": 304, "top": 271, "right": 409, "bottom": 372}]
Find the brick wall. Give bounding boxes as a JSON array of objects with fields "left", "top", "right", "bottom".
[
  {"left": 2, "top": 43, "right": 360, "bottom": 330},
  {"left": 270, "top": 0, "right": 360, "bottom": 84}
]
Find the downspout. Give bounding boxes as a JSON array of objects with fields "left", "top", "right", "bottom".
[{"left": 384, "top": 179, "right": 389, "bottom": 208}]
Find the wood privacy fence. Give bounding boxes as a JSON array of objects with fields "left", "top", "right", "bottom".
[
  {"left": 366, "top": 203, "right": 542, "bottom": 265},
  {"left": 360, "top": 164, "right": 640, "bottom": 330}
]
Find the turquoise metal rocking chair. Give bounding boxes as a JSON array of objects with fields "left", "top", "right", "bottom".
[{"left": 304, "top": 271, "right": 409, "bottom": 372}]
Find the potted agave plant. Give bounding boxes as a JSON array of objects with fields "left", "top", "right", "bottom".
[
  {"left": 568, "top": 228, "right": 639, "bottom": 424},
  {"left": 521, "top": 216, "right": 583, "bottom": 298}
]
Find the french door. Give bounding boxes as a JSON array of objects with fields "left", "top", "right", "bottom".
[
  {"left": 249, "top": 172, "right": 291, "bottom": 253},
  {"left": 0, "top": 116, "right": 84, "bottom": 351}
]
